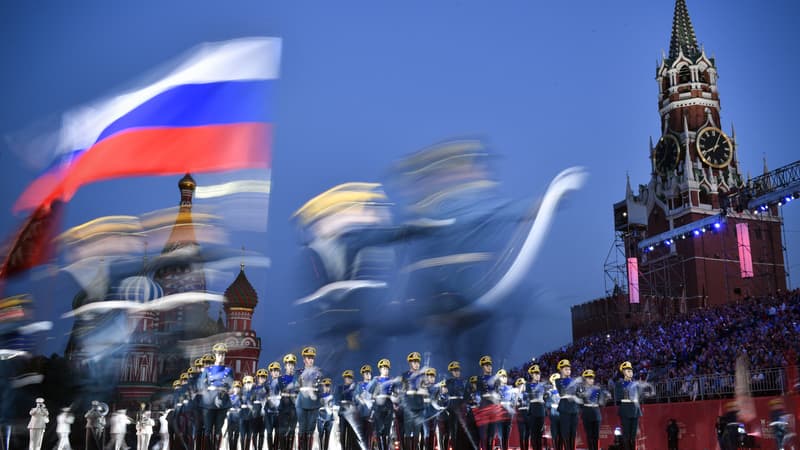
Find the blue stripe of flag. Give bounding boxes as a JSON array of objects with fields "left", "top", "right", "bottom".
[{"left": 96, "top": 79, "right": 274, "bottom": 144}]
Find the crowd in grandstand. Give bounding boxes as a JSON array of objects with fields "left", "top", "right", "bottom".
[{"left": 514, "top": 289, "right": 800, "bottom": 398}]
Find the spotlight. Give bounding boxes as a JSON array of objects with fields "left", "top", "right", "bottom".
[
  {"left": 701, "top": 227, "right": 707, "bottom": 233},
  {"left": 785, "top": 196, "right": 792, "bottom": 203},
  {"left": 778, "top": 201, "right": 783, "bottom": 206},
  {"left": 713, "top": 223, "right": 721, "bottom": 229},
  {"left": 664, "top": 240, "right": 671, "bottom": 246},
  {"left": 648, "top": 246, "right": 655, "bottom": 251},
  {"left": 693, "top": 230, "right": 701, "bottom": 236}
]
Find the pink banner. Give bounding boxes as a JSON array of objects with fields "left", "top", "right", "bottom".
[
  {"left": 737, "top": 222, "right": 754, "bottom": 278},
  {"left": 627, "top": 257, "right": 640, "bottom": 304}
]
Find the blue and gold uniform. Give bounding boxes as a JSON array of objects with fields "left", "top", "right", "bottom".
[
  {"left": 578, "top": 370, "right": 603, "bottom": 450},
  {"left": 525, "top": 365, "right": 547, "bottom": 450},
  {"left": 545, "top": 374, "right": 561, "bottom": 450},
  {"left": 265, "top": 362, "right": 282, "bottom": 450},
  {"left": 353, "top": 366, "right": 373, "bottom": 450},
  {"left": 466, "top": 375, "right": 481, "bottom": 449},
  {"left": 296, "top": 346, "right": 323, "bottom": 450},
  {"left": 495, "top": 370, "right": 514, "bottom": 450},
  {"left": 475, "top": 356, "right": 498, "bottom": 450},
  {"left": 614, "top": 361, "right": 641, "bottom": 450},
  {"left": 554, "top": 360, "right": 579, "bottom": 450},
  {"left": 252, "top": 370, "right": 269, "bottom": 450},
  {"left": 317, "top": 379, "right": 335, "bottom": 450},
  {"left": 421, "top": 369, "right": 447, "bottom": 450},
  {"left": 401, "top": 352, "right": 425, "bottom": 450},
  {"left": 172, "top": 373, "right": 191, "bottom": 450},
  {"left": 197, "top": 344, "right": 234, "bottom": 450},
  {"left": 443, "top": 361, "right": 467, "bottom": 450},
  {"left": 337, "top": 369, "right": 358, "bottom": 450},
  {"left": 369, "top": 359, "right": 397, "bottom": 450},
  {"left": 197, "top": 354, "right": 215, "bottom": 450},
  {"left": 227, "top": 381, "right": 242, "bottom": 450},
  {"left": 514, "top": 378, "right": 530, "bottom": 450},
  {"left": 239, "top": 376, "right": 256, "bottom": 450},
  {"left": 277, "top": 354, "right": 299, "bottom": 450}
]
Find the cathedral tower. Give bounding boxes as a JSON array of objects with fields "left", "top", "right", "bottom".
[{"left": 222, "top": 264, "right": 261, "bottom": 379}]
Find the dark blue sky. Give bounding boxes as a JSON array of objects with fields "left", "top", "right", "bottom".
[{"left": 1, "top": 1, "right": 799, "bottom": 368}]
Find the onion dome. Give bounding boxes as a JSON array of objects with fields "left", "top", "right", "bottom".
[
  {"left": 179, "top": 173, "right": 197, "bottom": 191},
  {"left": 224, "top": 268, "right": 258, "bottom": 309},
  {"left": 116, "top": 275, "right": 164, "bottom": 303}
]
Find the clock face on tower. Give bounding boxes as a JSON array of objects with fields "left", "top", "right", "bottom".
[
  {"left": 696, "top": 127, "right": 733, "bottom": 169},
  {"left": 654, "top": 134, "right": 681, "bottom": 174}
]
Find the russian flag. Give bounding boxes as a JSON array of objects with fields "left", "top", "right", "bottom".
[{"left": 13, "top": 37, "right": 281, "bottom": 213}]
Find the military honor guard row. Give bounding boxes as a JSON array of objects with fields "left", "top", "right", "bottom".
[
  {"left": 164, "top": 345, "right": 647, "bottom": 450},
  {"left": 18, "top": 344, "right": 648, "bottom": 450}
]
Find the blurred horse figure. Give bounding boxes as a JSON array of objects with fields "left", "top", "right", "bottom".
[{"left": 291, "top": 139, "right": 586, "bottom": 366}]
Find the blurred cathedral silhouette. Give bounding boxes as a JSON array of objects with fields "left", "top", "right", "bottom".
[{"left": 64, "top": 174, "right": 262, "bottom": 407}]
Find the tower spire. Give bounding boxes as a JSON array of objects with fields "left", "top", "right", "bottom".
[{"left": 669, "top": 0, "right": 700, "bottom": 61}]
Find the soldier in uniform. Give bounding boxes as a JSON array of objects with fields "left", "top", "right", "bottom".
[
  {"left": 578, "top": 370, "right": 602, "bottom": 450},
  {"left": 545, "top": 374, "right": 561, "bottom": 450},
  {"left": 420, "top": 369, "right": 446, "bottom": 450},
  {"left": 554, "top": 360, "right": 579, "bottom": 450},
  {"left": 252, "top": 370, "right": 269, "bottom": 450},
  {"left": 353, "top": 366, "right": 373, "bottom": 450},
  {"left": 494, "top": 370, "right": 514, "bottom": 450},
  {"left": 173, "top": 375, "right": 191, "bottom": 450},
  {"left": 370, "top": 359, "right": 397, "bottom": 450},
  {"left": 296, "top": 346, "right": 323, "bottom": 450},
  {"left": 168, "top": 380, "right": 182, "bottom": 450},
  {"left": 28, "top": 398, "right": 48, "bottom": 450},
  {"left": 227, "top": 381, "right": 242, "bottom": 450},
  {"left": 719, "top": 401, "right": 739, "bottom": 450},
  {"left": 336, "top": 370, "right": 357, "bottom": 450},
  {"left": 136, "top": 409, "right": 155, "bottom": 450},
  {"left": 443, "top": 361, "right": 466, "bottom": 450},
  {"left": 85, "top": 400, "right": 108, "bottom": 450},
  {"left": 265, "top": 363, "right": 282, "bottom": 450},
  {"left": 198, "top": 354, "right": 216, "bottom": 450},
  {"left": 466, "top": 375, "right": 480, "bottom": 450},
  {"left": 56, "top": 407, "right": 75, "bottom": 450},
  {"left": 317, "top": 379, "right": 335, "bottom": 450},
  {"left": 400, "top": 352, "right": 425, "bottom": 450},
  {"left": 241, "top": 376, "right": 256, "bottom": 450},
  {"left": 159, "top": 409, "right": 171, "bottom": 450},
  {"left": 525, "top": 365, "right": 546, "bottom": 450},
  {"left": 109, "top": 409, "right": 131, "bottom": 450},
  {"left": 513, "top": 378, "right": 529, "bottom": 450},
  {"left": 197, "top": 343, "right": 234, "bottom": 450},
  {"left": 614, "top": 362, "right": 640, "bottom": 450},
  {"left": 768, "top": 398, "right": 788, "bottom": 450},
  {"left": 277, "top": 354, "right": 298, "bottom": 450},
  {"left": 475, "top": 355, "right": 497, "bottom": 450}
]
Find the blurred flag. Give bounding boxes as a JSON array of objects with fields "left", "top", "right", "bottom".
[
  {"left": 13, "top": 37, "right": 282, "bottom": 212},
  {"left": 0, "top": 202, "right": 63, "bottom": 284}
]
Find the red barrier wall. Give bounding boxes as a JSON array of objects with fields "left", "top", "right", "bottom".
[{"left": 504, "top": 394, "right": 798, "bottom": 450}]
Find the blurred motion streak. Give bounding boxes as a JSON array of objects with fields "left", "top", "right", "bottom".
[
  {"left": 62, "top": 292, "right": 225, "bottom": 318},
  {"left": 194, "top": 179, "right": 271, "bottom": 198},
  {"left": 291, "top": 138, "right": 587, "bottom": 364}
]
